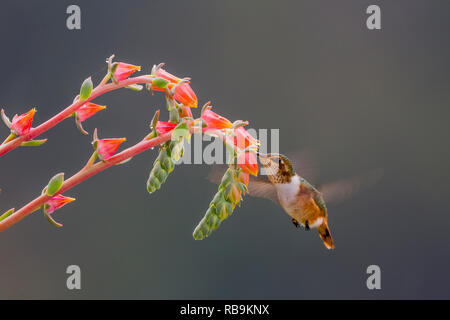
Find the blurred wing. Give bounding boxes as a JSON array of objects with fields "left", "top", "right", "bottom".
[
  {"left": 319, "top": 168, "right": 383, "bottom": 204},
  {"left": 287, "top": 149, "right": 318, "bottom": 183},
  {"left": 207, "top": 166, "right": 279, "bottom": 204},
  {"left": 247, "top": 176, "right": 279, "bottom": 204},
  {"left": 206, "top": 165, "right": 228, "bottom": 185}
]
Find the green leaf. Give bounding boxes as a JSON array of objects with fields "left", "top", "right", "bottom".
[
  {"left": 0, "top": 208, "right": 14, "bottom": 222},
  {"left": 79, "top": 77, "right": 93, "bottom": 101},
  {"left": 44, "top": 211, "right": 63, "bottom": 227},
  {"left": 21, "top": 139, "right": 48, "bottom": 147},
  {"left": 152, "top": 77, "right": 169, "bottom": 89},
  {"left": 171, "top": 122, "right": 190, "bottom": 141},
  {"left": 125, "top": 84, "right": 143, "bottom": 91},
  {"left": 46, "top": 173, "right": 64, "bottom": 196}
]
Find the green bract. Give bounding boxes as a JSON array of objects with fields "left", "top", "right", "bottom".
[
  {"left": 46, "top": 173, "right": 64, "bottom": 196},
  {"left": 193, "top": 167, "right": 247, "bottom": 240},
  {"left": 79, "top": 77, "right": 93, "bottom": 101}
]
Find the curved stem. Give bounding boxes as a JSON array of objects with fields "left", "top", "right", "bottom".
[
  {"left": 0, "top": 75, "right": 155, "bottom": 157},
  {"left": 0, "top": 131, "right": 174, "bottom": 233}
]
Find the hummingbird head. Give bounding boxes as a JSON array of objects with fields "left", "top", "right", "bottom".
[{"left": 257, "top": 153, "right": 295, "bottom": 184}]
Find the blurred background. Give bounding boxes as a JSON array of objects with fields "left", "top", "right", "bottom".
[{"left": 0, "top": 0, "right": 449, "bottom": 299}]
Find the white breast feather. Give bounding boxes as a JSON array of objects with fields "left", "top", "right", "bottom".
[{"left": 275, "top": 175, "right": 300, "bottom": 208}]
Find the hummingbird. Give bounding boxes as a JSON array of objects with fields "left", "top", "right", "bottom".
[
  {"left": 208, "top": 151, "right": 382, "bottom": 250},
  {"left": 256, "top": 152, "right": 334, "bottom": 249}
]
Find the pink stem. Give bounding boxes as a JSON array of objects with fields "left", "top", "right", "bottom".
[
  {"left": 0, "top": 131, "right": 174, "bottom": 233},
  {"left": 0, "top": 75, "right": 155, "bottom": 157}
]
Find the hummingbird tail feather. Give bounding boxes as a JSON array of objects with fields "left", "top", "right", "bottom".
[{"left": 317, "top": 221, "right": 334, "bottom": 250}]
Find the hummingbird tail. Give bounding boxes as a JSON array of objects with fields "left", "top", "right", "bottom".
[{"left": 317, "top": 221, "right": 334, "bottom": 250}]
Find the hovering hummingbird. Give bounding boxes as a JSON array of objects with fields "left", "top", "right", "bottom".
[
  {"left": 257, "top": 152, "right": 334, "bottom": 249},
  {"left": 209, "top": 151, "right": 381, "bottom": 250}
]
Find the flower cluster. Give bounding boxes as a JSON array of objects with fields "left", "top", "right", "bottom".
[{"left": 0, "top": 55, "right": 265, "bottom": 242}]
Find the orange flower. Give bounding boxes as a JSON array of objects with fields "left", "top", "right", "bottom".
[
  {"left": 155, "top": 121, "right": 177, "bottom": 135},
  {"left": 201, "top": 109, "right": 233, "bottom": 131},
  {"left": 180, "top": 106, "right": 193, "bottom": 118},
  {"left": 45, "top": 194, "right": 75, "bottom": 214},
  {"left": 237, "top": 152, "right": 259, "bottom": 176},
  {"left": 231, "top": 127, "right": 258, "bottom": 150},
  {"left": 10, "top": 108, "right": 36, "bottom": 135},
  {"left": 174, "top": 83, "right": 198, "bottom": 108},
  {"left": 114, "top": 62, "right": 141, "bottom": 82},
  {"left": 76, "top": 103, "right": 106, "bottom": 122},
  {"left": 96, "top": 138, "right": 126, "bottom": 161},
  {"left": 156, "top": 68, "right": 181, "bottom": 84}
]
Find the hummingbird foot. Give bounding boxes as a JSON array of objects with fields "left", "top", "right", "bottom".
[
  {"left": 291, "top": 218, "right": 300, "bottom": 229},
  {"left": 304, "top": 221, "right": 310, "bottom": 231}
]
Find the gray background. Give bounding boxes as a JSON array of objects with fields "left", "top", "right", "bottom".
[{"left": 0, "top": 0, "right": 449, "bottom": 299}]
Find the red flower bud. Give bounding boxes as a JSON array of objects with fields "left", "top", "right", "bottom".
[
  {"left": 45, "top": 194, "right": 75, "bottom": 214},
  {"left": 201, "top": 109, "right": 233, "bottom": 131},
  {"left": 174, "top": 83, "right": 198, "bottom": 108},
  {"left": 10, "top": 108, "right": 36, "bottom": 135},
  {"left": 114, "top": 62, "right": 141, "bottom": 82},
  {"left": 76, "top": 103, "right": 106, "bottom": 122},
  {"left": 95, "top": 137, "right": 126, "bottom": 161},
  {"left": 237, "top": 152, "right": 259, "bottom": 176},
  {"left": 155, "top": 121, "right": 177, "bottom": 135}
]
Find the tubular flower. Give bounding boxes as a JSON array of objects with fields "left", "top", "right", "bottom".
[
  {"left": 174, "top": 83, "right": 198, "bottom": 108},
  {"left": 180, "top": 106, "right": 193, "bottom": 118},
  {"left": 45, "top": 194, "right": 75, "bottom": 214},
  {"left": 113, "top": 62, "right": 141, "bottom": 82},
  {"left": 95, "top": 138, "right": 126, "bottom": 161},
  {"left": 10, "top": 108, "right": 36, "bottom": 135},
  {"left": 76, "top": 103, "right": 106, "bottom": 122},
  {"left": 201, "top": 109, "right": 233, "bottom": 131},
  {"left": 155, "top": 121, "right": 177, "bottom": 135},
  {"left": 237, "top": 152, "right": 259, "bottom": 176},
  {"left": 156, "top": 68, "right": 181, "bottom": 84},
  {"left": 230, "top": 127, "right": 259, "bottom": 150}
]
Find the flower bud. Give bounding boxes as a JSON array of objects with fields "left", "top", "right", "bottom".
[
  {"left": 201, "top": 109, "right": 233, "bottom": 131},
  {"left": 114, "top": 62, "right": 141, "bottom": 82},
  {"left": 237, "top": 152, "right": 259, "bottom": 176},
  {"left": 95, "top": 137, "right": 126, "bottom": 161},
  {"left": 76, "top": 103, "right": 106, "bottom": 122},
  {"left": 232, "top": 126, "right": 259, "bottom": 150},
  {"left": 155, "top": 121, "right": 177, "bottom": 135},
  {"left": 10, "top": 108, "right": 36, "bottom": 135},
  {"left": 156, "top": 68, "right": 181, "bottom": 83},
  {"left": 44, "top": 194, "right": 75, "bottom": 214},
  {"left": 180, "top": 106, "right": 193, "bottom": 118},
  {"left": 174, "top": 83, "right": 198, "bottom": 108}
]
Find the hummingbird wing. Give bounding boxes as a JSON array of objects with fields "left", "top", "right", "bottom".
[
  {"left": 246, "top": 176, "right": 279, "bottom": 203},
  {"left": 319, "top": 168, "right": 383, "bottom": 204},
  {"left": 207, "top": 166, "right": 279, "bottom": 204}
]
